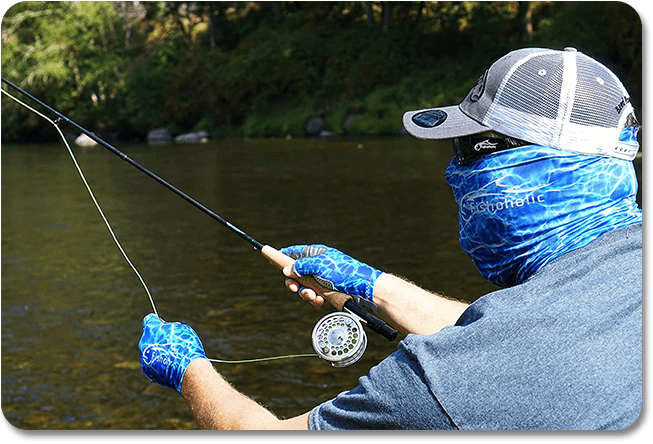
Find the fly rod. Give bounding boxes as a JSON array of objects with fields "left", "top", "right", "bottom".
[{"left": 2, "top": 77, "right": 397, "bottom": 342}]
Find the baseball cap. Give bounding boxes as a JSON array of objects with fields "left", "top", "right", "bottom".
[{"left": 403, "top": 47, "right": 640, "bottom": 160}]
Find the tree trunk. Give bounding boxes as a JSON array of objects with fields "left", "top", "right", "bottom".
[
  {"left": 366, "top": 1, "right": 373, "bottom": 25},
  {"left": 208, "top": 3, "right": 216, "bottom": 50},
  {"left": 518, "top": 1, "right": 533, "bottom": 43},
  {"left": 383, "top": 1, "right": 391, "bottom": 31}
]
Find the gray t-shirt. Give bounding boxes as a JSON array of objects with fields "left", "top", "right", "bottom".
[{"left": 309, "top": 224, "right": 642, "bottom": 430}]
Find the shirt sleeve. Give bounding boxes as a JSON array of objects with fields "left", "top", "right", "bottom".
[{"left": 308, "top": 341, "right": 457, "bottom": 430}]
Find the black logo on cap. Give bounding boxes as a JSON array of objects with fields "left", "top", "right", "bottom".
[
  {"left": 469, "top": 70, "right": 488, "bottom": 102},
  {"left": 615, "top": 96, "right": 631, "bottom": 114},
  {"left": 412, "top": 110, "right": 448, "bottom": 128}
]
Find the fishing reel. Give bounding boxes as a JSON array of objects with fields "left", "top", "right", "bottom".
[
  {"left": 312, "top": 311, "right": 367, "bottom": 367},
  {"left": 310, "top": 296, "right": 398, "bottom": 367}
]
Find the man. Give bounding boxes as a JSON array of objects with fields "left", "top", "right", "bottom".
[{"left": 139, "top": 47, "right": 642, "bottom": 429}]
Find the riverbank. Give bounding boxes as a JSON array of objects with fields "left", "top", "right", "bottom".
[{"left": 2, "top": 3, "right": 641, "bottom": 145}]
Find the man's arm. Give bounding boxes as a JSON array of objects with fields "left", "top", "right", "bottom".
[
  {"left": 284, "top": 267, "right": 469, "bottom": 336},
  {"left": 139, "top": 314, "right": 311, "bottom": 430},
  {"left": 373, "top": 273, "right": 470, "bottom": 336},
  {"left": 181, "top": 359, "right": 310, "bottom": 430}
]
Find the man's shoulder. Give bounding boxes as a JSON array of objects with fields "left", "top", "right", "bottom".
[{"left": 535, "top": 222, "right": 641, "bottom": 284}]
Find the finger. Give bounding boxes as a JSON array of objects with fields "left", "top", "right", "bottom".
[
  {"left": 298, "top": 285, "right": 312, "bottom": 297},
  {"left": 299, "top": 286, "right": 319, "bottom": 303},
  {"left": 303, "top": 244, "right": 328, "bottom": 257},
  {"left": 283, "top": 264, "right": 299, "bottom": 278},
  {"left": 285, "top": 277, "right": 301, "bottom": 293},
  {"left": 280, "top": 245, "right": 308, "bottom": 259},
  {"left": 287, "top": 279, "right": 326, "bottom": 307},
  {"left": 291, "top": 256, "right": 318, "bottom": 277},
  {"left": 304, "top": 292, "right": 326, "bottom": 307},
  {"left": 285, "top": 279, "right": 317, "bottom": 300},
  {"left": 143, "top": 313, "right": 162, "bottom": 327}
]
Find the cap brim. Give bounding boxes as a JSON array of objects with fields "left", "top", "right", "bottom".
[{"left": 403, "top": 106, "right": 489, "bottom": 140}]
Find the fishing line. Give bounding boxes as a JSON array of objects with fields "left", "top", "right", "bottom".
[
  {"left": 1, "top": 87, "right": 318, "bottom": 364},
  {"left": 3, "top": 78, "right": 398, "bottom": 367},
  {"left": 2, "top": 87, "right": 158, "bottom": 317},
  {"left": 208, "top": 354, "right": 317, "bottom": 364}
]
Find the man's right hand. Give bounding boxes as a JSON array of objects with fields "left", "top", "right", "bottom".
[
  {"left": 281, "top": 245, "right": 470, "bottom": 336},
  {"left": 280, "top": 244, "right": 382, "bottom": 305}
]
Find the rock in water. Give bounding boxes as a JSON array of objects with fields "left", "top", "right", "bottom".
[
  {"left": 74, "top": 133, "right": 97, "bottom": 147},
  {"left": 174, "top": 131, "right": 209, "bottom": 144},
  {"left": 147, "top": 128, "right": 172, "bottom": 145}
]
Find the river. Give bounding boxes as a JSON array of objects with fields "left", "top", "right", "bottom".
[{"left": 1, "top": 138, "right": 642, "bottom": 429}]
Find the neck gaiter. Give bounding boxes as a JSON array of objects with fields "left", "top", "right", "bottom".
[{"left": 445, "top": 145, "right": 641, "bottom": 287}]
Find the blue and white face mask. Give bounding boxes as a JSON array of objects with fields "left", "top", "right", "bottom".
[{"left": 445, "top": 145, "right": 641, "bottom": 287}]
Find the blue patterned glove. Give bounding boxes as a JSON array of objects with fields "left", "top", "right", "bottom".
[
  {"left": 281, "top": 244, "right": 382, "bottom": 303},
  {"left": 139, "top": 313, "right": 207, "bottom": 394}
]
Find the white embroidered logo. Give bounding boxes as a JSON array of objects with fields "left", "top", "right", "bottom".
[
  {"left": 474, "top": 139, "right": 499, "bottom": 152},
  {"left": 458, "top": 179, "right": 549, "bottom": 220}
]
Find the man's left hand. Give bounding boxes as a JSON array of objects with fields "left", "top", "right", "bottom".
[{"left": 139, "top": 313, "right": 208, "bottom": 394}]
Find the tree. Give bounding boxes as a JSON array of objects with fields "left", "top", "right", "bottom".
[
  {"left": 383, "top": 1, "right": 393, "bottom": 31},
  {"left": 2, "top": 1, "right": 129, "bottom": 134},
  {"left": 519, "top": 1, "right": 533, "bottom": 42}
]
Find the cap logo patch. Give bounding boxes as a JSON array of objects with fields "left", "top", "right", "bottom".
[
  {"left": 469, "top": 70, "right": 488, "bottom": 102},
  {"left": 412, "top": 110, "right": 448, "bottom": 128}
]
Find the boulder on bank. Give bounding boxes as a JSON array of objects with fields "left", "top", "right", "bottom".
[
  {"left": 74, "top": 133, "right": 97, "bottom": 147},
  {"left": 147, "top": 128, "right": 172, "bottom": 145},
  {"left": 340, "top": 114, "right": 362, "bottom": 135},
  {"left": 174, "top": 131, "right": 209, "bottom": 144},
  {"left": 305, "top": 116, "right": 324, "bottom": 137}
]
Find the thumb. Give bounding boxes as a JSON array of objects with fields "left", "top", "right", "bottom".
[
  {"left": 293, "top": 255, "right": 322, "bottom": 277},
  {"left": 280, "top": 245, "right": 308, "bottom": 259},
  {"left": 142, "top": 313, "right": 163, "bottom": 328}
]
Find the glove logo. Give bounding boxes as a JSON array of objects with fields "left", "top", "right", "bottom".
[{"left": 142, "top": 344, "right": 176, "bottom": 367}]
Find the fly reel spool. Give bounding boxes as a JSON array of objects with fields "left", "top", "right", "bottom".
[{"left": 312, "top": 312, "right": 367, "bottom": 367}]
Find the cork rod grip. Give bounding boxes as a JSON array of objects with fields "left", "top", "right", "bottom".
[{"left": 260, "top": 245, "right": 351, "bottom": 310}]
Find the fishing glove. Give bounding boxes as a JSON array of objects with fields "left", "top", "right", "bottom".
[
  {"left": 139, "top": 313, "right": 208, "bottom": 395},
  {"left": 281, "top": 244, "right": 382, "bottom": 303}
]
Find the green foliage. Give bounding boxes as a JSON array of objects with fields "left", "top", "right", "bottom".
[
  {"left": 531, "top": 1, "right": 642, "bottom": 108},
  {"left": 1, "top": 1, "right": 643, "bottom": 142},
  {"left": 119, "top": 56, "right": 169, "bottom": 134},
  {"left": 2, "top": 2, "right": 126, "bottom": 134},
  {"left": 242, "top": 102, "right": 315, "bottom": 138}
]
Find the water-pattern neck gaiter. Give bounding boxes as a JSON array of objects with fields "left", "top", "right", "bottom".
[{"left": 445, "top": 145, "right": 641, "bottom": 287}]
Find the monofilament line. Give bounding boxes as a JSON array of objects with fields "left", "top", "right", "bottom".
[
  {"left": 208, "top": 353, "right": 317, "bottom": 364},
  {"left": 3, "top": 87, "right": 318, "bottom": 364},
  {"left": 1, "top": 88, "right": 158, "bottom": 317}
]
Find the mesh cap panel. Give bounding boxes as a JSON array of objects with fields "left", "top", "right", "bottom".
[
  {"left": 571, "top": 53, "right": 626, "bottom": 128},
  {"left": 403, "top": 47, "right": 639, "bottom": 160},
  {"left": 496, "top": 53, "right": 563, "bottom": 121},
  {"left": 483, "top": 49, "right": 637, "bottom": 159}
]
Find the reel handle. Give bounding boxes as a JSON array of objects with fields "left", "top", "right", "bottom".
[{"left": 261, "top": 245, "right": 350, "bottom": 310}]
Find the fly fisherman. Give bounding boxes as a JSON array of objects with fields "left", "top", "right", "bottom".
[{"left": 139, "top": 47, "right": 642, "bottom": 430}]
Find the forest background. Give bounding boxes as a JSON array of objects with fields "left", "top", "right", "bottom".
[{"left": 0, "top": 1, "right": 643, "bottom": 142}]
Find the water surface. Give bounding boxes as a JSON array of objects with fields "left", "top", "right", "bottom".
[{"left": 4, "top": 138, "right": 637, "bottom": 429}]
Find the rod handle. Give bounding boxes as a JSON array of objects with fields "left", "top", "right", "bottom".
[{"left": 260, "top": 245, "right": 351, "bottom": 310}]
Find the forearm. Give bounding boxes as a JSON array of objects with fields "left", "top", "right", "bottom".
[
  {"left": 281, "top": 248, "right": 469, "bottom": 336},
  {"left": 373, "top": 273, "right": 469, "bottom": 336},
  {"left": 180, "top": 359, "right": 310, "bottom": 430}
]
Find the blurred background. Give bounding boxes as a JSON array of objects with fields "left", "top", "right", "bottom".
[
  {"left": 1, "top": 1, "right": 642, "bottom": 142},
  {"left": 1, "top": 1, "right": 644, "bottom": 431}
]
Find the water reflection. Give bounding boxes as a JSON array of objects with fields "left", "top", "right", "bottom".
[{"left": 2, "top": 139, "right": 641, "bottom": 429}]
